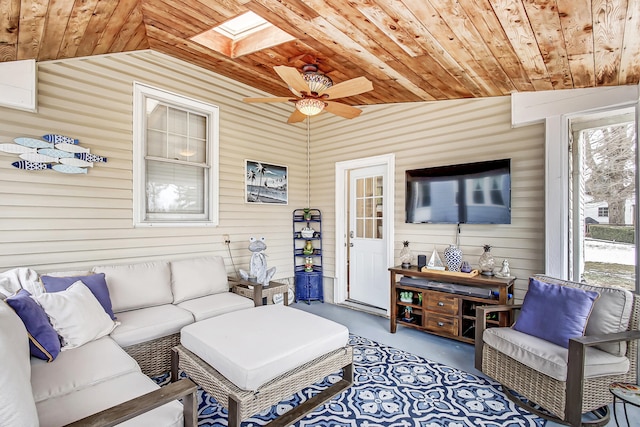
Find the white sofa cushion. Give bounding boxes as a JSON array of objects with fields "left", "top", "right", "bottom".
[
  {"left": 177, "top": 292, "right": 254, "bottom": 321},
  {"left": 0, "top": 300, "right": 39, "bottom": 426},
  {"left": 30, "top": 336, "right": 140, "bottom": 403},
  {"left": 36, "top": 281, "right": 118, "bottom": 350},
  {"left": 109, "top": 304, "right": 194, "bottom": 348},
  {"left": 170, "top": 256, "right": 230, "bottom": 304},
  {"left": 484, "top": 327, "right": 630, "bottom": 381},
  {"left": 181, "top": 305, "right": 349, "bottom": 391},
  {"left": 35, "top": 372, "right": 183, "bottom": 427},
  {"left": 94, "top": 261, "right": 173, "bottom": 312}
]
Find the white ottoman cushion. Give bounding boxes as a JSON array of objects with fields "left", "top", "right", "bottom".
[
  {"left": 180, "top": 305, "right": 349, "bottom": 391},
  {"left": 171, "top": 256, "right": 230, "bottom": 304},
  {"left": 177, "top": 292, "right": 254, "bottom": 321},
  {"left": 36, "top": 372, "right": 183, "bottom": 427},
  {"left": 30, "top": 336, "right": 140, "bottom": 403},
  {"left": 110, "top": 304, "right": 194, "bottom": 348},
  {"left": 93, "top": 261, "right": 173, "bottom": 312}
]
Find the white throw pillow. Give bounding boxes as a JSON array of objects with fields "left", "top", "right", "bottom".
[{"left": 37, "top": 281, "right": 118, "bottom": 350}]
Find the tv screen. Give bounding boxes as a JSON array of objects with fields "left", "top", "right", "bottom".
[{"left": 405, "top": 159, "right": 511, "bottom": 224}]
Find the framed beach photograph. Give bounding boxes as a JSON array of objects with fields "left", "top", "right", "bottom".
[{"left": 245, "top": 160, "right": 288, "bottom": 204}]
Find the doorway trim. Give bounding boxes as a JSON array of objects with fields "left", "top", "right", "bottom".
[{"left": 334, "top": 153, "right": 395, "bottom": 313}]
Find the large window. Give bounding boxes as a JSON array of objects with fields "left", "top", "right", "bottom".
[
  {"left": 569, "top": 110, "right": 637, "bottom": 291},
  {"left": 133, "top": 83, "right": 219, "bottom": 226}
]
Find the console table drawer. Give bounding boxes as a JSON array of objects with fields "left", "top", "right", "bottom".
[
  {"left": 425, "top": 314, "right": 458, "bottom": 336},
  {"left": 425, "top": 294, "right": 458, "bottom": 314}
]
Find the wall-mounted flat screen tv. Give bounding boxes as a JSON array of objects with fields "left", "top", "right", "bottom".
[{"left": 405, "top": 159, "right": 511, "bottom": 224}]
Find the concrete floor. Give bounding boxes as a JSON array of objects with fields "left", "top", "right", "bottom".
[{"left": 292, "top": 301, "right": 639, "bottom": 427}]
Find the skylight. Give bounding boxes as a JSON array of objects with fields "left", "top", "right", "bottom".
[
  {"left": 190, "top": 11, "right": 295, "bottom": 58},
  {"left": 213, "top": 12, "right": 271, "bottom": 40}
]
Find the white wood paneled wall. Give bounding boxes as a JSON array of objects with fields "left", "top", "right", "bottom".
[
  {"left": 310, "top": 97, "right": 546, "bottom": 302},
  {"left": 0, "top": 51, "right": 306, "bottom": 277}
]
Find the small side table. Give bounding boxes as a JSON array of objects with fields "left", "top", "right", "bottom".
[
  {"left": 610, "top": 382, "right": 640, "bottom": 427},
  {"left": 232, "top": 280, "right": 290, "bottom": 306}
]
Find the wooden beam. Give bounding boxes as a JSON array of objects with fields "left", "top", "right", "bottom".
[
  {"left": 58, "top": 0, "right": 100, "bottom": 59},
  {"left": 17, "top": 0, "right": 49, "bottom": 60},
  {"left": 591, "top": 0, "right": 627, "bottom": 85},
  {"left": 74, "top": 0, "right": 120, "bottom": 57},
  {"left": 619, "top": 0, "right": 640, "bottom": 85}
]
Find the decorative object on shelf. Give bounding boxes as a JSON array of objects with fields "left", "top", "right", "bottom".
[
  {"left": 399, "top": 291, "right": 413, "bottom": 303},
  {"left": 303, "top": 208, "right": 312, "bottom": 220},
  {"left": 402, "top": 306, "right": 414, "bottom": 322},
  {"left": 444, "top": 244, "right": 463, "bottom": 272},
  {"left": 238, "top": 237, "right": 276, "bottom": 287},
  {"left": 3, "top": 134, "right": 107, "bottom": 174},
  {"left": 304, "top": 256, "right": 314, "bottom": 272},
  {"left": 426, "top": 247, "right": 445, "bottom": 270},
  {"left": 245, "top": 160, "right": 288, "bottom": 204},
  {"left": 303, "top": 240, "right": 314, "bottom": 255},
  {"left": 478, "top": 244, "right": 495, "bottom": 276},
  {"left": 495, "top": 259, "right": 511, "bottom": 278},
  {"left": 460, "top": 261, "right": 472, "bottom": 273},
  {"left": 399, "top": 241, "right": 413, "bottom": 268},
  {"left": 300, "top": 227, "right": 315, "bottom": 238},
  {"left": 417, "top": 254, "right": 427, "bottom": 269}
]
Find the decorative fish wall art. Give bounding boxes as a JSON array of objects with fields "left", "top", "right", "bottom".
[{"left": 2, "top": 134, "right": 107, "bottom": 175}]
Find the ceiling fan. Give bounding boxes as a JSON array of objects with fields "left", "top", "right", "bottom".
[{"left": 243, "top": 64, "right": 374, "bottom": 124}]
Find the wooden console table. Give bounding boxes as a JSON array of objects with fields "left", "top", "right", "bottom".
[{"left": 389, "top": 266, "right": 515, "bottom": 345}]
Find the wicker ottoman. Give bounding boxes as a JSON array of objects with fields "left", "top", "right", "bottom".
[{"left": 171, "top": 305, "right": 353, "bottom": 427}]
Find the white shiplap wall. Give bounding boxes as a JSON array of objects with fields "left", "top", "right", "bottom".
[
  {"left": 0, "top": 51, "right": 307, "bottom": 278},
  {"left": 310, "top": 97, "right": 546, "bottom": 302}
]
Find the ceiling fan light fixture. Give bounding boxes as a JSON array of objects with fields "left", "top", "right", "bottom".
[
  {"left": 296, "top": 98, "right": 325, "bottom": 116},
  {"left": 301, "top": 64, "right": 333, "bottom": 93}
]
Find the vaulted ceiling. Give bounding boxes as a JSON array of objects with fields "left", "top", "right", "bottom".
[{"left": 2, "top": 0, "right": 639, "bottom": 106}]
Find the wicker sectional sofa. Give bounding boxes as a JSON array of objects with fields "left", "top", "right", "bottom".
[{"left": 0, "top": 255, "right": 258, "bottom": 427}]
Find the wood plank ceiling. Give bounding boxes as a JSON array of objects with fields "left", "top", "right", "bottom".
[{"left": 1, "top": 0, "right": 639, "bottom": 106}]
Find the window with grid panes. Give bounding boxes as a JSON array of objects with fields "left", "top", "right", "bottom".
[{"left": 133, "top": 83, "right": 219, "bottom": 226}]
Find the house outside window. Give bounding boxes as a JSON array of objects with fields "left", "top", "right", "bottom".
[
  {"left": 598, "top": 206, "right": 609, "bottom": 217},
  {"left": 133, "top": 83, "right": 219, "bottom": 226}
]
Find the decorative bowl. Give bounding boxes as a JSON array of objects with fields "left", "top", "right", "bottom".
[{"left": 301, "top": 227, "right": 315, "bottom": 238}]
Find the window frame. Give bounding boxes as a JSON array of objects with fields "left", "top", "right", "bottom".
[{"left": 133, "top": 82, "right": 219, "bottom": 227}]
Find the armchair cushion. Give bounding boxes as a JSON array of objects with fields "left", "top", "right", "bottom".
[
  {"left": 513, "top": 278, "right": 599, "bottom": 348},
  {"left": 484, "top": 327, "right": 630, "bottom": 381},
  {"left": 534, "top": 275, "right": 633, "bottom": 357}
]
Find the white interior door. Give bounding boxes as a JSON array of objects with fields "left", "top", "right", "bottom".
[{"left": 348, "top": 165, "right": 388, "bottom": 309}]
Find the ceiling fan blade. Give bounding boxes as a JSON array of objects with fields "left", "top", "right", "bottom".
[
  {"left": 287, "top": 109, "right": 308, "bottom": 124},
  {"left": 274, "top": 66, "right": 310, "bottom": 95},
  {"left": 243, "top": 97, "right": 293, "bottom": 103},
  {"left": 324, "top": 101, "right": 363, "bottom": 119},
  {"left": 320, "top": 76, "right": 373, "bottom": 99}
]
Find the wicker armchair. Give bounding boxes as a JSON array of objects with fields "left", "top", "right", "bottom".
[{"left": 475, "top": 275, "right": 640, "bottom": 427}]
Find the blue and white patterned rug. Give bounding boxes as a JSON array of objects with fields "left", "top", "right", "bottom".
[{"left": 156, "top": 335, "right": 545, "bottom": 426}]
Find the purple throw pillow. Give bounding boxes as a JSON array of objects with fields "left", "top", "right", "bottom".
[
  {"left": 513, "top": 278, "right": 599, "bottom": 348},
  {"left": 6, "top": 289, "right": 61, "bottom": 361},
  {"left": 41, "top": 273, "right": 116, "bottom": 320}
]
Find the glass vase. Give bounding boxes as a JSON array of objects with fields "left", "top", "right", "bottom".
[
  {"left": 478, "top": 244, "right": 495, "bottom": 276},
  {"left": 400, "top": 241, "right": 413, "bottom": 268}
]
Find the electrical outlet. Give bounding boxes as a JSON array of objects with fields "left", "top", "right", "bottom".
[{"left": 223, "top": 234, "right": 230, "bottom": 245}]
